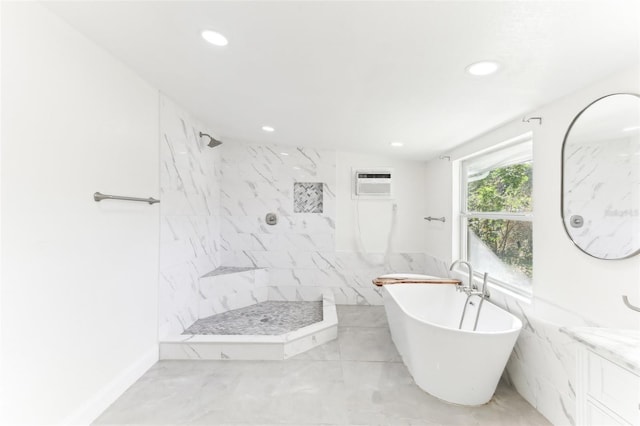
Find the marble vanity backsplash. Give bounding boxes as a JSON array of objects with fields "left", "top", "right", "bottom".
[{"left": 560, "top": 327, "right": 640, "bottom": 374}]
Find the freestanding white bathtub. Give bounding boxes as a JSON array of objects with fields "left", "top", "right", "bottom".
[{"left": 381, "top": 275, "right": 522, "bottom": 406}]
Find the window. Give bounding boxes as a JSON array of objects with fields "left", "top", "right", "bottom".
[{"left": 458, "top": 133, "right": 533, "bottom": 295}]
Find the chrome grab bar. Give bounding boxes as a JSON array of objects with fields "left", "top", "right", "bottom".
[
  {"left": 93, "top": 192, "right": 160, "bottom": 205},
  {"left": 424, "top": 216, "right": 446, "bottom": 222},
  {"left": 622, "top": 295, "right": 640, "bottom": 313}
]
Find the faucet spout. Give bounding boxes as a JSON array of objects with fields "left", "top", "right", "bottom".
[{"left": 449, "top": 260, "right": 474, "bottom": 291}]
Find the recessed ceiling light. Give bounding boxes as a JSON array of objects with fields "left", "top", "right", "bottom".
[
  {"left": 390, "top": 141, "right": 404, "bottom": 147},
  {"left": 623, "top": 125, "right": 640, "bottom": 132},
  {"left": 466, "top": 61, "right": 500, "bottom": 76},
  {"left": 280, "top": 152, "right": 289, "bottom": 156},
  {"left": 201, "top": 30, "right": 228, "bottom": 47},
  {"left": 262, "top": 126, "right": 275, "bottom": 132}
]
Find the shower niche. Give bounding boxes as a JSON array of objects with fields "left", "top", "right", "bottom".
[{"left": 294, "top": 182, "right": 324, "bottom": 213}]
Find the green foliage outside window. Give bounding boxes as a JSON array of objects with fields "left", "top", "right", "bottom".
[{"left": 467, "top": 163, "right": 533, "bottom": 277}]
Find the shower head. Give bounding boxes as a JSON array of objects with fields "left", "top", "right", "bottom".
[{"left": 199, "top": 132, "right": 222, "bottom": 148}]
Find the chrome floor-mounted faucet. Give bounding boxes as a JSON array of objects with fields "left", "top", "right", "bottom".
[{"left": 449, "top": 260, "right": 490, "bottom": 331}]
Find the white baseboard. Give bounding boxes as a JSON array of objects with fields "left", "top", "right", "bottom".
[{"left": 62, "top": 345, "right": 158, "bottom": 425}]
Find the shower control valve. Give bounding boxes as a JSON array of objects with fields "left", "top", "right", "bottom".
[{"left": 265, "top": 212, "right": 278, "bottom": 226}]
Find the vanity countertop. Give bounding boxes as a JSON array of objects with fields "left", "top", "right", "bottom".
[{"left": 561, "top": 327, "right": 640, "bottom": 374}]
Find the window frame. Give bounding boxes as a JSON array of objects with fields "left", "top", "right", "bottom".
[{"left": 456, "top": 132, "right": 534, "bottom": 297}]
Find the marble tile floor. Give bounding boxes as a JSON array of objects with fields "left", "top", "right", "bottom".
[
  {"left": 95, "top": 306, "right": 550, "bottom": 425},
  {"left": 183, "top": 301, "right": 323, "bottom": 335}
]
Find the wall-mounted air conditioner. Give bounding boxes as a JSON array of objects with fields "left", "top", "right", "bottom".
[{"left": 354, "top": 168, "right": 393, "bottom": 199}]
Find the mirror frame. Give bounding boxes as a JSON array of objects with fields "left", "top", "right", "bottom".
[{"left": 561, "top": 92, "right": 640, "bottom": 260}]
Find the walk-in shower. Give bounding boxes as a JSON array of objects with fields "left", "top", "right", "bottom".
[{"left": 159, "top": 266, "right": 338, "bottom": 360}]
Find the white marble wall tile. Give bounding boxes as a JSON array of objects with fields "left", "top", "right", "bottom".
[
  {"left": 332, "top": 286, "right": 385, "bottom": 305},
  {"left": 222, "top": 178, "right": 288, "bottom": 200},
  {"left": 308, "top": 252, "right": 337, "bottom": 269},
  {"left": 158, "top": 263, "right": 200, "bottom": 337},
  {"left": 386, "top": 253, "right": 428, "bottom": 272},
  {"left": 219, "top": 250, "right": 257, "bottom": 268},
  {"left": 256, "top": 216, "right": 298, "bottom": 234},
  {"left": 488, "top": 280, "right": 596, "bottom": 425},
  {"left": 267, "top": 285, "right": 332, "bottom": 302},
  {"left": 215, "top": 141, "right": 431, "bottom": 315},
  {"left": 503, "top": 356, "right": 542, "bottom": 417},
  {"left": 254, "top": 268, "right": 269, "bottom": 288},
  {"left": 339, "top": 271, "right": 383, "bottom": 289},
  {"left": 218, "top": 141, "right": 341, "bottom": 305},
  {"left": 219, "top": 232, "right": 257, "bottom": 252},
  {"left": 250, "top": 234, "right": 283, "bottom": 251},
  {"left": 221, "top": 196, "right": 295, "bottom": 217},
  {"left": 159, "top": 95, "right": 221, "bottom": 338},
  {"left": 279, "top": 233, "right": 335, "bottom": 251},
  {"left": 221, "top": 215, "right": 262, "bottom": 234},
  {"left": 335, "top": 252, "right": 379, "bottom": 270},
  {"left": 267, "top": 286, "right": 298, "bottom": 301},
  {"left": 535, "top": 378, "right": 576, "bottom": 426},
  {"left": 198, "top": 269, "right": 269, "bottom": 318},
  {"left": 291, "top": 215, "right": 336, "bottom": 233},
  {"left": 316, "top": 268, "right": 351, "bottom": 288},
  {"left": 220, "top": 343, "right": 284, "bottom": 360},
  {"left": 159, "top": 342, "right": 224, "bottom": 360},
  {"left": 424, "top": 254, "right": 453, "bottom": 278}
]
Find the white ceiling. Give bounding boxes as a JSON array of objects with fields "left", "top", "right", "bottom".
[{"left": 45, "top": 1, "right": 640, "bottom": 161}]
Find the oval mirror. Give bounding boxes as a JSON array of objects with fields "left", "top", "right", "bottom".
[{"left": 562, "top": 93, "right": 640, "bottom": 259}]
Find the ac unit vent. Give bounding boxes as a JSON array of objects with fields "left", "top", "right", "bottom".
[{"left": 355, "top": 169, "right": 393, "bottom": 198}]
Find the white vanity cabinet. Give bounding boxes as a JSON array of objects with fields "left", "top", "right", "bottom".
[{"left": 566, "top": 328, "right": 640, "bottom": 426}]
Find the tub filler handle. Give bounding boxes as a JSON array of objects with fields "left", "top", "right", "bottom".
[{"left": 457, "top": 272, "right": 490, "bottom": 331}]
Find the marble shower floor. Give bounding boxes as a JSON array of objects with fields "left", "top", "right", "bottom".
[
  {"left": 182, "top": 301, "right": 323, "bottom": 335},
  {"left": 96, "top": 306, "right": 550, "bottom": 425}
]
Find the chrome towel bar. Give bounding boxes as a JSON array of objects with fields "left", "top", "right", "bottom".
[
  {"left": 424, "top": 216, "right": 446, "bottom": 222},
  {"left": 94, "top": 192, "right": 160, "bottom": 205}
]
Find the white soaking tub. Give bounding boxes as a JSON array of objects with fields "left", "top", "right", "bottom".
[{"left": 381, "top": 276, "right": 522, "bottom": 406}]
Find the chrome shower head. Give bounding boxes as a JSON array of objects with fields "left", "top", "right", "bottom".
[{"left": 199, "top": 132, "right": 222, "bottom": 148}]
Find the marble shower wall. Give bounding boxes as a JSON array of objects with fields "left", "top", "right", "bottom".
[
  {"left": 219, "top": 143, "right": 427, "bottom": 305},
  {"left": 159, "top": 95, "right": 221, "bottom": 338}
]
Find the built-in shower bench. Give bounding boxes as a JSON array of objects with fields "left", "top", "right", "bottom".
[
  {"left": 198, "top": 266, "right": 269, "bottom": 318},
  {"left": 201, "top": 266, "right": 263, "bottom": 277}
]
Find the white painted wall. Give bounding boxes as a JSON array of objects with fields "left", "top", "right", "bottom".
[
  {"left": 336, "top": 151, "right": 427, "bottom": 253},
  {"left": 425, "top": 65, "right": 640, "bottom": 329},
  {"left": 1, "top": 3, "right": 160, "bottom": 424},
  {"left": 422, "top": 157, "right": 453, "bottom": 261}
]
